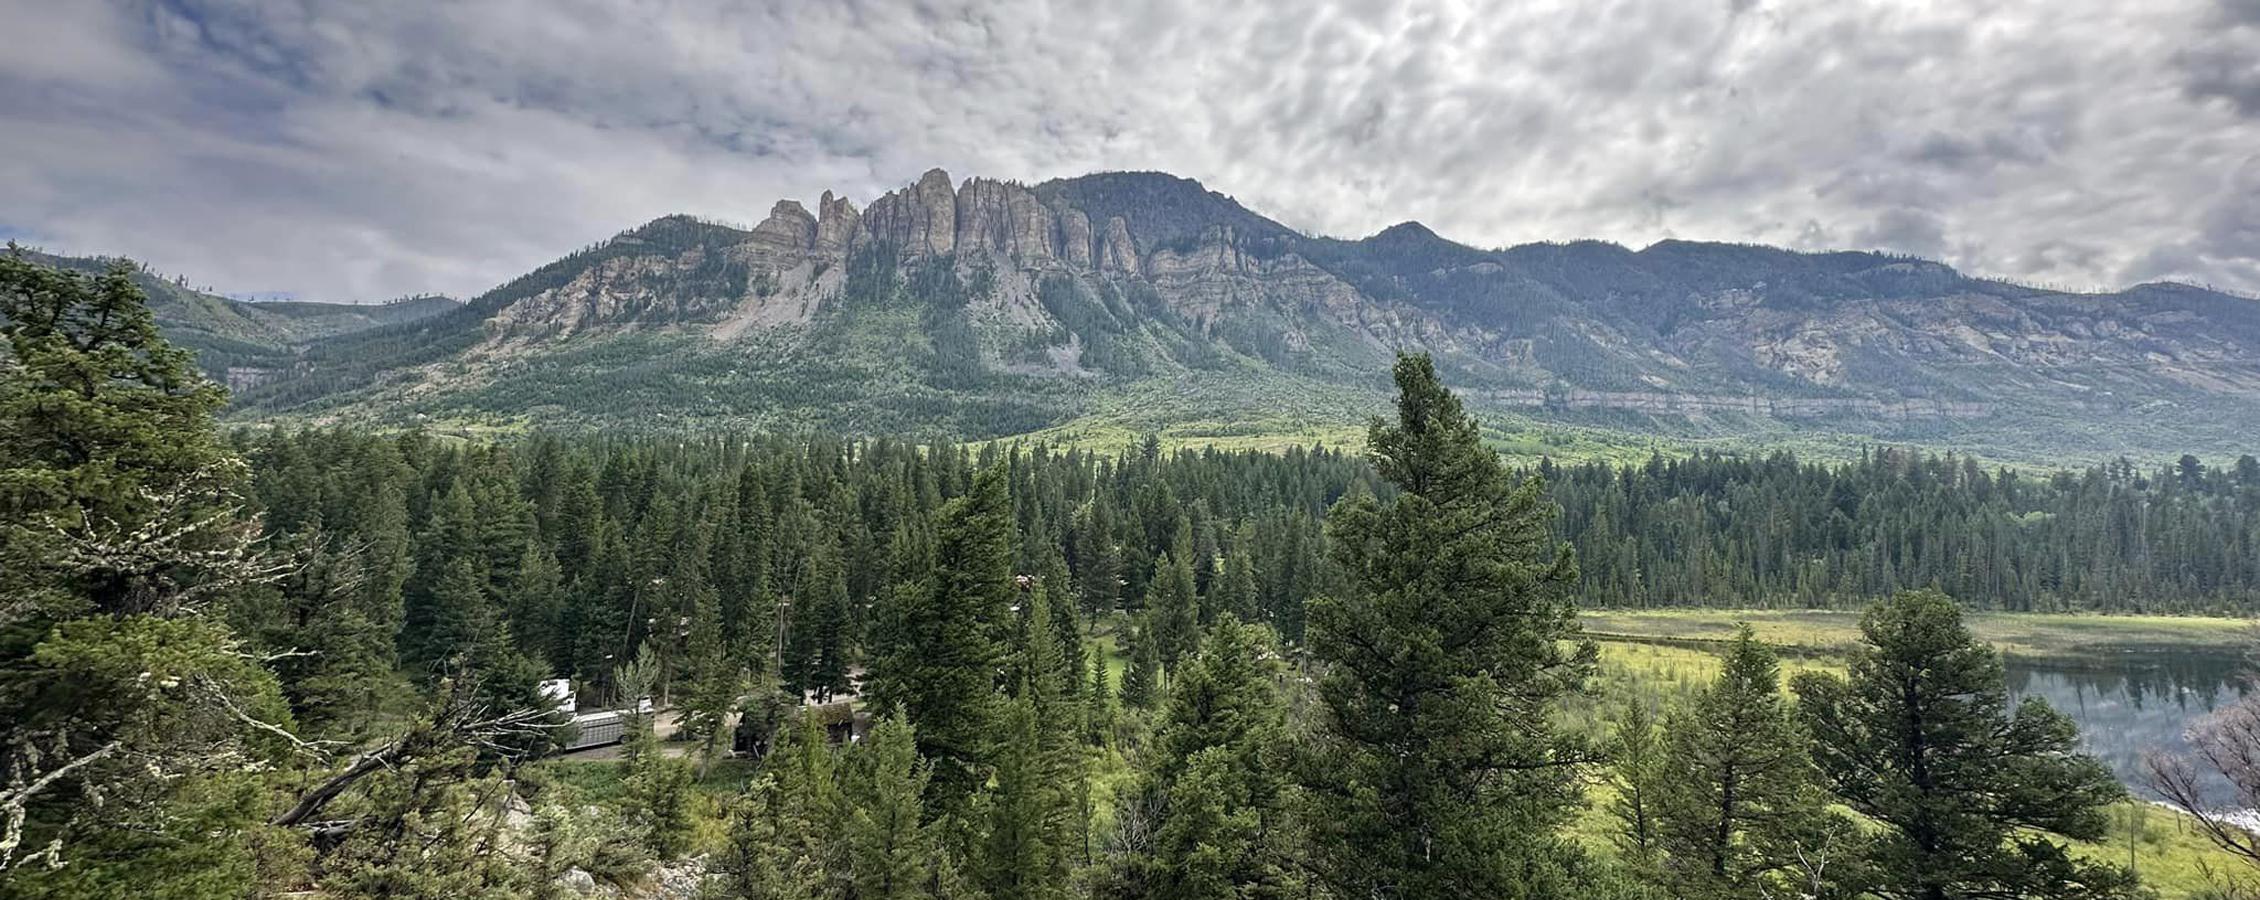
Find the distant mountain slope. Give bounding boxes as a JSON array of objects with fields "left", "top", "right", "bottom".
[
  {"left": 11, "top": 248, "right": 461, "bottom": 387},
  {"left": 194, "top": 169, "right": 2260, "bottom": 460}
]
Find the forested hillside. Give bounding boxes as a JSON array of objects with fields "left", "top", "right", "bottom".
[{"left": 8, "top": 246, "right": 459, "bottom": 384}]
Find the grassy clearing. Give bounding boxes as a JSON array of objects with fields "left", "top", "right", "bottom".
[{"left": 1580, "top": 608, "right": 2255, "bottom": 658}]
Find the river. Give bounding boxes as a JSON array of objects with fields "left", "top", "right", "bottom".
[{"left": 2004, "top": 648, "right": 2251, "bottom": 806}]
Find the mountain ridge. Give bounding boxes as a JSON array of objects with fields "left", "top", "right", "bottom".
[{"left": 60, "top": 168, "right": 2260, "bottom": 460}]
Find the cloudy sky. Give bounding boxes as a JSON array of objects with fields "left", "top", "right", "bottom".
[{"left": 2, "top": 0, "right": 2257, "bottom": 302}]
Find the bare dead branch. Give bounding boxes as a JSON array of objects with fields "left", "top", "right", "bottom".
[{"left": 0, "top": 737, "right": 124, "bottom": 870}]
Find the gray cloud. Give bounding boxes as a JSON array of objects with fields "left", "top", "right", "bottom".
[{"left": 0, "top": 0, "right": 2256, "bottom": 301}]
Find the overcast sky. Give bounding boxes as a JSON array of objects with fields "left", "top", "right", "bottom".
[{"left": 3, "top": 0, "right": 2257, "bottom": 302}]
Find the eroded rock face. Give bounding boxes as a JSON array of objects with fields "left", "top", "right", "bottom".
[
  {"left": 849, "top": 167, "right": 963, "bottom": 256},
  {"left": 489, "top": 250, "right": 738, "bottom": 341},
  {"left": 1100, "top": 216, "right": 1139, "bottom": 273},
  {"left": 1056, "top": 207, "right": 1094, "bottom": 267},
  {"left": 748, "top": 200, "right": 817, "bottom": 255},
  {"left": 955, "top": 177, "right": 1056, "bottom": 262},
  {"left": 815, "top": 191, "right": 859, "bottom": 255},
  {"left": 914, "top": 168, "right": 957, "bottom": 255}
]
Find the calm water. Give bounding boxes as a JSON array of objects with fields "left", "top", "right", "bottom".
[{"left": 2003, "top": 649, "right": 2250, "bottom": 805}]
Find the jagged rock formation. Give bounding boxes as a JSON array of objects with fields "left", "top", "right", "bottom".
[{"left": 214, "top": 169, "right": 2260, "bottom": 460}]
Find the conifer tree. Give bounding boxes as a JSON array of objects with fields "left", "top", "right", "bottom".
[
  {"left": 256, "top": 532, "right": 397, "bottom": 740},
  {"left": 0, "top": 255, "right": 314, "bottom": 883},
  {"left": 844, "top": 717, "right": 937, "bottom": 900},
  {"left": 1016, "top": 581, "right": 1084, "bottom": 767},
  {"left": 1123, "top": 615, "right": 1289, "bottom": 898},
  {"left": 1212, "top": 532, "right": 1259, "bottom": 625},
  {"left": 402, "top": 483, "right": 485, "bottom": 669},
  {"left": 420, "top": 559, "right": 496, "bottom": 675},
  {"left": 1015, "top": 582, "right": 1086, "bottom": 877},
  {"left": 1300, "top": 353, "right": 1595, "bottom": 899},
  {"left": 506, "top": 543, "right": 565, "bottom": 673},
  {"left": 713, "top": 774, "right": 829, "bottom": 900},
  {"left": 1119, "top": 620, "right": 1161, "bottom": 711},
  {"left": 781, "top": 710, "right": 853, "bottom": 882},
  {"left": 872, "top": 466, "right": 1014, "bottom": 819},
  {"left": 1075, "top": 499, "right": 1121, "bottom": 618},
  {"left": 979, "top": 694, "right": 1070, "bottom": 900},
  {"left": 1147, "top": 551, "right": 1199, "bottom": 668},
  {"left": 785, "top": 536, "right": 853, "bottom": 703},
  {"left": 1655, "top": 626, "right": 1817, "bottom": 898},
  {"left": 1606, "top": 699, "right": 1665, "bottom": 870},
  {"left": 679, "top": 569, "right": 742, "bottom": 773},
  {"left": 1085, "top": 644, "right": 1115, "bottom": 745},
  {"left": 324, "top": 760, "right": 525, "bottom": 900},
  {"left": 1793, "top": 590, "right": 2139, "bottom": 899},
  {"left": 526, "top": 804, "right": 586, "bottom": 900}
]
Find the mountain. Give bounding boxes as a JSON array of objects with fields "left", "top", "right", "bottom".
[
  {"left": 13, "top": 248, "right": 462, "bottom": 389},
  {"left": 192, "top": 168, "right": 2260, "bottom": 460}
]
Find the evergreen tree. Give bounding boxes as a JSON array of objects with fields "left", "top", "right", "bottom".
[
  {"left": 0, "top": 253, "right": 298, "bottom": 888},
  {"left": 1086, "top": 643, "right": 1115, "bottom": 746},
  {"left": 256, "top": 531, "right": 399, "bottom": 740},
  {"left": 505, "top": 543, "right": 565, "bottom": 674},
  {"left": 1119, "top": 620, "right": 1161, "bottom": 711},
  {"left": 1016, "top": 581, "right": 1084, "bottom": 769},
  {"left": 979, "top": 694, "right": 1070, "bottom": 900},
  {"left": 871, "top": 466, "right": 1013, "bottom": 819},
  {"left": 843, "top": 717, "right": 939, "bottom": 900},
  {"left": 608, "top": 642, "right": 692, "bottom": 860},
  {"left": 1122, "top": 615, "right": 1289, "bottom": 899},
  {"left": 1792, "top": 590, "right": 2139, "bottom": 899},
  {"left": 785, "top": 538, "right": 852, "bottom": 704},
  {"left": 421, "top": 559, "right": 498, "bottom": 674},
  {"left": 1300, "top": 353, "right": 1595, "bottom": 899},
  {"left": 402, "top": 482, "right": 485, "bottom": 671},
  {"left": 1146, "top": 551, "right": 1199, "bottom": 669},
  {"left": 323, "top": 760, "right": 525, "bottom": 900},
  {"left": 1075, "top": 499, "right": 1121, "bottom": 618},
  {"left": 526, "top": 804, "right": 587, "bottom": 900},
  {"left": 679, "top": 568, "right": 742, "bottom": 773},
  {"left": 1654, "top": 626, "right": 1817, "bottom": 898},
  {"left": 712, "top": 774, "right": 830, "bottom": 900},
  {"left": 774, "top": 711, "right": 850, "bottom": 889},
  {"left": 1011, "top": 582, "right": 1086, "bottom": 885},
  {"left": 1212, "top": 533, "right": 1259, "bottom": 625},
  {"left": 0, "top": 253, "right": 232, "bottom": 611},
  {"left": 1151, "top": 748, "right": 1265, "bottom": 900},
  {"left": 1607, "top": 699, "right": 1665, "bottom": 871}
]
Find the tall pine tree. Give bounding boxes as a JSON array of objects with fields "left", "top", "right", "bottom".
[
  {"left": 870, "top": 466, "right": 1013, "bottom": 819},
  {"left": 1654, "top": 626, "right": 1821, "bottom": 898},
  {"left": 1300, "top": 353, "right": 1596, "bottom": 899}
]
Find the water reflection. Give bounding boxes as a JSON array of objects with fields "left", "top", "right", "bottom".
[{"left": 2003, "top": 649, "right": 2250, "bottom": 805}]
